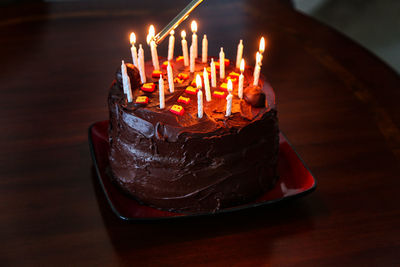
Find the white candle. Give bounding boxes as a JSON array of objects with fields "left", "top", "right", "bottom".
[
  {"left": 219, "top": 47, "right": 225, "bottom": 79},
  {"left": 126, "top": 75, "right": 133, "bottom": 103},
  {"left": 203, "top": 67, "right": 211, "bottom": 102},
  {"left": 159, "top": 75, "right": 165, "bottom": 109},
  {"left": 181, "top": 30, "right": 189, "bottom": 67},
  {"left": 167, "top": 62, "right": 174, "bottom": 93},
  {"left": 238, "top": 59, "right": 245, "bottom": 99},
  {"left": 225, "top": 80, "right": 233, "bottom": 117},
  {"left": 236, "top": 39, "right": 243, "bottom": 69},
  {"left": 168, "top": 30, "right": 175, "bottom": 61},
  {"left": 121, "top": 60, "right": 133, "bottom": 102},
  {"left": 130, "top": 32, "right": 138, "bottom": 68},
  {"left": 202, "top": 34, "right": 208, "bottom": 63},
  {"left": 190, "top": 44, "right": 195, "bottom": 73},
  {"left": 147, "top": 25, "right": 159, "bottom": 71},
  {"left": 150, "top": 41, "right": 160, "bottom": 70},
  {"left": 138, "top": 44, "right": 146, "bottom": 83},
  {"left": 211, "top": 58, "right": 217, "bottom": 88},
  {"left": 191, "top": 21, "right": 198, "bottom": 59},
  {"left": 253, "top": 52, "right": 261, "bottom": 86},
  {"left": 121, "top": 60, "right": 128, "bottom": 94},
  {"left": 196, "top": 74, "right": 203, "bottom": 118}
]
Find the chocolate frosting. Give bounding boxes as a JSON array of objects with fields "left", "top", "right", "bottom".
[
  {"left": 115, "top": 63, "right": 141, "bottom": 90},
  {"left": 108, "top": 58, "right": 279, "bottom": 213}
]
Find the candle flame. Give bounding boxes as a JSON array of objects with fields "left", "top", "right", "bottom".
[
  {"left": 196, "top": 74, "right": 202, "bottom": 89},
  {"left": 130, "top": 32, "right": 136, "bottom": 45},
  {"left": 147, "top": 25, "right": 155, "bottom": 45},
  {"left": 191, "top": 20, "right": 198, "bottom": 33},
  {"left": 240, "top": 59, "right": 245, "bottom": 72},
  {"left": 227, "top": 79, "right": 233, "bottom": 92},
  {"left": 259, "top": 37, "right": 265, "bottom": 53},
  {"left": 170, "top": 30, "right": 175, "bottom": 35},
  {"left": 181, "top": 30, "right": 186, "bottom": 39},
  {"left": 149, "top": 25, "right": 155, "bottom": 37}
]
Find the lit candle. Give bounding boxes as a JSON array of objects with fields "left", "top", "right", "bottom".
[
  {"left": 168, "top": 30, "right": 175, "bottom": 61},
  {"left": 238, "top": 59, "right": 245, "bottom": 99},
  {"left": 202, "top": 34, "right": 208, "bottom": 63},
  {"left": 203, "top": 67, "right": 211, "bottom": 102},
  {"left": 190, "top": 44, "right": 195, "bottom": 73},
  {"left": 121, "top": 60, "right": 133, "bottom": 102},
  {"left": 219, "top": 47, "right": 225, "bottom": 79},
  {"left": 130, "top": 32, "right": 138, "bottom": 68},
  {"left": 167, "top": 62, "right": 174, "bottom": 93},
  {"left": 159, "top": 75, "right": 165, "bottom": 109},
  {"left": 259, "top": 37, "right": 265, "bottom": 61},
  {"left": 211, "top": 58, "right": 217, "bottom": 87},
  {"left": 147, "top": 25, "right": 160, "bottom": 71},
  {"left": 191, "top": 21, "right": 198, "bottom": 59},
  {"left": 225, "top": 79, "right": 233, "bottom": 117},
  {"left": 181, "top": 30, "right": 189, "bottom": 66},
  {"left": 196, "top": 74, "right": 203, "bottom": 118},
  {"left": 253, "top": 52, "right": 261, "bottom": 86},
  {"left": 138, "top": 44, "right": 146, "bottom": 83},
  {"left": 236, "top": 39, "right": 243, "bottom": 69}
]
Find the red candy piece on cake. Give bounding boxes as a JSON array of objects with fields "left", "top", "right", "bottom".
[
  {"left": 170, "top": 105, "right": 185, "bottom": 116},
  {"left": 176, "top": 56, "right": 184, "bottom": 62},
  {"left": 212, "top": 91, "right": 226, "bottom": 98},
  {"left": 141, "top": 83, "right": 156, "bottom": 92},
  {"left": 177, "top": 96, "right": 190, "bottom": 105},
  {"left": 185, "top": 86, "right": 198, "bottom": 95},
  {"left": 135, "top": 96, "right": 149, "bottom": 104},
  {"left": 152, "top": 70, "right": 163, "bottom": 78},
  {"left": 177, "top": 73, "right": 189, "bottom": 80}
]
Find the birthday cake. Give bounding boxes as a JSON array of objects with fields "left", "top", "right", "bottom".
[{"left": 108, "top": 55, "right": 279, "bottom": 213}]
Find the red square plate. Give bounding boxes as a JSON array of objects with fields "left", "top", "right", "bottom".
[{"left": 88, "top": 121, "right": 316, "bottom": 221}]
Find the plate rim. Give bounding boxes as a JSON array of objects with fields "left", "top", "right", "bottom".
[{"left": 88, "top": 121, "right": 317, "bottom": 222}]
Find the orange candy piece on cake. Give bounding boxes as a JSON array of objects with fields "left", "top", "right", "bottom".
[
  {"left": 161, "top": 61, "right": 170, "bottom": 69},
  {"left": 176, "top": 56, "right": 184, "bottom": 62},
  {"left": 228, "top": 72, "right": 240, "bottom": 78},
  {"left": 135, "top": 96, "right": 149, "bottom": 104},
  {"left": 141, "top": 83, "right": 156, "bottom": 92},
  {"left": 214, "top": 59, "right": 230, "bottom": 69},
  {"left": 212, "top": 91, "right": 226, "bottom": 99},
  {"left": 170, "top": 105, "right": 185, "bottom": 116},
  {"left": 152, "top": 70, "right": 163, "bottom": 78},
  {"left": 224, "top": 59, "right": 230, "bottom": 66},
  {"left": 185, "top": 86, "right": 198, "bottom": 95},
  {"left": 177, "top": 96, "right": 190, "bottom": 105},
  {"left": 174, "top": 78, "right": 184, "bottom": 84},
  {"left": 220, "top": 82, "right": 228, "bottom": 91},
  {"left": 177, "top": 73, "right": 189, "bottom": 80},
  {"left": 227, "top": 77, "right": 238, "bottom": 84}
]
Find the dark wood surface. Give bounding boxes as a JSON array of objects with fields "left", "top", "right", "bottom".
[{"left": 1, "top": 0, "right": 399, "bottom": 266}]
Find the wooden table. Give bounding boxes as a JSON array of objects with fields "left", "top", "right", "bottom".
[{"left": 1, "top": 0, "right": 399, "bottom": 265}]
